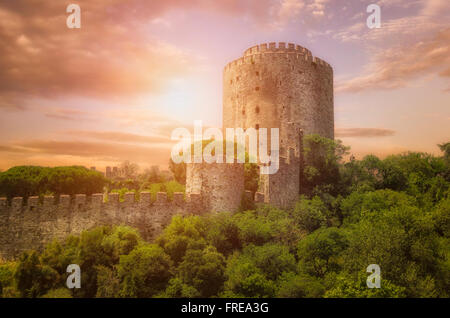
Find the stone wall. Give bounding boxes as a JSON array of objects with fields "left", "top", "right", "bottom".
[
  {"left": 186, "top": 160, "right": 245, "bottom": 213},
  {"left": 0, "top": 189, "right": 265, "bottom": 260},
  {"left": 260, "top": 148, "right": 300, "bottom": 210},
  {"left": 0, "top": 192, "right": 197, "bottom": 260}
]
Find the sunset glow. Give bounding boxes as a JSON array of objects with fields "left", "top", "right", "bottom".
[{"left": 0, "top": 0, "right": 449, "bottom": 171}]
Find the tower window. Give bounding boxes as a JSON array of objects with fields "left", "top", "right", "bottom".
[
  {"left": 255, "top": 124, "right": 259, "bottom": 130},
  {"left": 242, "top": 108, "right": 245, "bottom": 115},
  {"left": 236, "top": 76, "right": 240, "bottom": 82},
  {"left": 255, "top": 106, "right": 260, "bottom": 114},
  {"left": 255, "top": 86, "right": 260, "bottom": 91},
  {"left": 230, "top": 79, "right": 233, "bottom": 85},
  {"left": 255, "top": 71, "right": 259, "bottom": 76}
]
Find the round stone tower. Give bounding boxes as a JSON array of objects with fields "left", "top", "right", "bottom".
[{"left": 223, "top": 42, "right": 334, "bottom": 154}]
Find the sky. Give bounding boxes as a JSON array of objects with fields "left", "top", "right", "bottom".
[{"left": 0, "top": 0, "right": 449, "bottom": 171}]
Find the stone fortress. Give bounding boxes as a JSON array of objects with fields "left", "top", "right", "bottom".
[{"left": 0, "top": 42, "right": 333, "bottom": 260}]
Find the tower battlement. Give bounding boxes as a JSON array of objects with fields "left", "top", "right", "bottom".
[
  {"left": 243, "top": 42, "right": 312, "bottom": 58},
  {"left": 0, "top": 189, "right": 266, "bottom": 260},
  {"left": 225, "top": 42, "right": 332, "bottom": 72}
]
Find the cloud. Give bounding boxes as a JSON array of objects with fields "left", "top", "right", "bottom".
[
  {"left": 0, "top": 139, "right": 173, "bottom": 167},
  {"left": 307, "top": 0, "right": 329, "bottom": 17},
  {"left": 336, "top": 28, "right": 450, "bottom": 93},
  {"left": 420, "top": 0, "right": 450, "bottom": 17},
  {"left": 335, "top": 128, "right": 396, "bottom": 138},
  {"left": 66, "top": 130, "right": 171, "bottom": 144},
  {"left": 44, "top": 108, "right": 93, "bottom": 121},
  {"left": 331, "top": 1, "right": 449, "bottom": 45},
  {"left": 3, "top": 0, "right": 315, "bottom": 109},
  {"left": 0, "top": 1, "right": 200, "bottom": 109},
  {"left": 277, "top": 0, "right": 306, "bottom": 21}
]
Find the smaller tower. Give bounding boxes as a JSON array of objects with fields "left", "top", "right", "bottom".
[
  {"left": 259, "top": 147, "right": 300, "bottom": 210},
  {"left": 186, "top": 158, "right": 245, "bottom": 213}
]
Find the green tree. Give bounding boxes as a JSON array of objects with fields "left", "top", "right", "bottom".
[
  {"left": 0, "top": 166, "right": 106, "bottom": 199},
  {"left": 14, "top": 251, "right": 58, "bottom": 298},
  {"left": 96, "top": 266, "right": 120, "bottom": 298},
  {"left": 339, "top": 189, "right": 416, "bottom": 224},
  {"left": 118, "top": 244, "right": 173, "bottom": 297},
  {"left": 157, "top": 215, "right": 208, "bottom": 265},
  {"left": 301, "top": 134, "right": 349, "bottom": 196},
  {"left": 297, "top": 227, "right": 348, "bottom": 278},
  {"left": 224, "top": 244, "right": 296, "bottom": 297},
  {"left": 325, "top": 271, "right": 406, "bottom": 298},
  {"left": 0, "top": 262, "right": 16, "bottom": 297},
  {"left": 176, "top": 246, "right": 226, "bottom": 297},
  {"left": 41, "top": 287, "right": 73, "bottom": 298},
  {"left": 276, "top": 272, "right": 325, "bottom": 298},
  {"left": 293, "top": 196, "right": 331, "bottom": 233},
  {"left": 159, "top": 277, "right": 200, "bottom": 298}
]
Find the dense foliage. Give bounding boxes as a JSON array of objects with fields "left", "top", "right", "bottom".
[
  {"left": 0, "top": 138, "right": 449, "bottom": 298},
  {"left": 0, "top": 166, "right": 106, "bottom": 199}
]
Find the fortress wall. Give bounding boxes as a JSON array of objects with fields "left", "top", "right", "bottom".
[
  {"left": 0, "top": 192, "right": 189, "bottom": 260},
  {"left": 0, "top": 189, "right": 263, "bottom": 261}
]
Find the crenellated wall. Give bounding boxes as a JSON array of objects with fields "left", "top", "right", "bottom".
[{"left": 0, "top": 190, "right": 265, "bottom": 260}]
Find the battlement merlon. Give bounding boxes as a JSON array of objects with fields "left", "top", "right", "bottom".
[
  {"left": 243, "top": 42, "right": 312, "bottom": 57},
  {"left": 225, "top": 43, "right": 332, "bottom": 71},
  {"left": 0, "top": 192, "right": 194, "bottom": 210}
]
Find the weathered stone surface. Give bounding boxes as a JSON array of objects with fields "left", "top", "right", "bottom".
[
  {"left": 223, "top": 42, "right": 334, "bottom": 209},
  {"left": 186, "top": 159, "right": 245, "bottom": 213}
]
